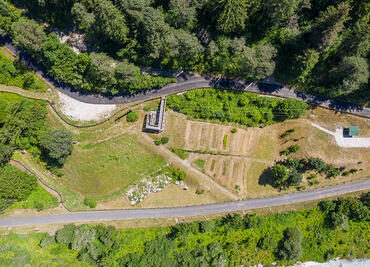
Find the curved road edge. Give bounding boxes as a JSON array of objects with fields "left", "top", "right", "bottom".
[{"left": 0, "top": 179, "right": 369, "bottom": 227}]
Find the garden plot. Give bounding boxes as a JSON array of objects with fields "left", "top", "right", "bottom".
[
  {"left": 191, "top": 154, "right": 247, "bottom": 194},
  {"left": 184, "top": 121, "right": 261, "bottom": 155}
]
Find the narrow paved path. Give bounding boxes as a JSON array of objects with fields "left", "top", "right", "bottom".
[
  {"left": 0, "top": 179, "right": 368, "bottom": 227},
  {"left": 2, "top": 38, "right": 369, "bottom": 118}
]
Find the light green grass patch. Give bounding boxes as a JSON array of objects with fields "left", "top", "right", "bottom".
[
  {"left": 194, "top": 159, "right": 205, "bottom": 169},
  {"left": 62, "top": 134, "right": 166, "bottom": 198},
  {"left": 9, "top": 184, "right": 59, "bottom": 211}
]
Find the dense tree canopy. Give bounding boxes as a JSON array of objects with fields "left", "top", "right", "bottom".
[
  {"left": 2, "top": 0, "right": 370, "bottom": 104},
  {"left": 41, "top": 129, "right": 73, "bottom": 165}
]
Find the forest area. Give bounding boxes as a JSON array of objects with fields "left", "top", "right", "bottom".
[{"left": 0, "top": 0, "right": 368, "bottom": 103}]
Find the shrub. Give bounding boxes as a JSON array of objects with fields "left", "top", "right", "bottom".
[
  {"left": 55, "top": 224, "right": 76, "bottom": 244},
  {"left": 160, "top": 137, "right": 169, "bottom": 144},
  {"left": 280, "top": 128, "right": 296, "bottom": 138},
  {"left": 258, "top": 236, "right": 277, "bottom": 250},
  {"left": 195, "top": 189, "right": 204, "bottom": 195},
  {"left": 278, "top": 227, "right": 302, "bottom": 261},
  {"left": 282, "top": 144, "right": 301, "bottom": 155},
  {"left": 199, "top": 220, "right": 216, "bottom": 233},
  {"left": 34, "top": 200, "right": 45, "bottom": 211},
  {"left": 307, "top": 174, "right": 317, "bottom": 179},
  {"left": 126, "top": 111, "right": 139, "bottom": 122},
  {"left": 330, "top": 212, "right": 348, "bottom": 230},
  {"left": 235, "top": 185, "right": 241, "bottom": 190},
  {"left": 306, "top": 157, "right": 326, "bottom": 173},
  {"left": 170, "top": 148, "right": 188, "bottom": 160},
  {"left": 270, "top": 164, "right": 289, "bottom": 188},
  {"left": 349, "top": 168, "right": 358, "bottom": 173},
  {"left": 39, "top": 234, "right": 55, "bottom": 248},
  {"left": 84, "top": 198, "right": 97, "bottom": 208},
  {"left": 71, "top": 225, "right": 96, "bottom": 251},
  {"left": 342, "top": 171, "right": 350, "bottom": 176},
  {"left": 231, "top": 128, "right": 237, "bottom": 133},
  {"left": 325, "top": 164, "right": 340, "bottom": 178},
  {"left": 319, "top": 200, "right": 336, "bottom": 213},
  {"left": 154, "top": 140, "right": 162, "bottom": 145}
]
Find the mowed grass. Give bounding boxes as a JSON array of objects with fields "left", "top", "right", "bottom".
[{"left": 62, "top": 134, "right": 166, "bottom": 198}]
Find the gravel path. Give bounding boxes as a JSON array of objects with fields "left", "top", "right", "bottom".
[
  {"left": 312, "top": 123, "right": 370, "bottom": 148},
  {"left": 0, "top": 179, "right": 368, "bottom": 227}
]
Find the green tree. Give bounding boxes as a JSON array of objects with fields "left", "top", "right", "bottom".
[
  {"left": 41, "top": 129, "right": 73, "bottom": 165},
  {"left": 55, "top": 224, "right": 76, "bottom": 244},
  {"left": 214, "top": 0, "right": 252, "bottom": 33},
  {"left": 270, "top": 164, "right": 289, "bottom": 188},
  {"left": 71, "top": 2, "right": 95, "bottom": 31},
  {"left": 11, "top": 18, "right": 47, "bottom": 54},
  {"left": 310, "top": 2, "right": 351, "bottom": 51},
  {"left": 278, "top": 227, "right": 302, "bottom": 261},
  {"left": 330, "top": 212, "right": 348, "bottom": 230},
  {"left": 0, "top": 144, "right": 13, "bottom": 168},
  {"left": 295, "top": 49, "right": 320, "bottom": 83},
  {"left": 330, "top": 56, "right": 369, "bottom": 93},
  {"left": 39, "top": 234, "right": 55, "bottom": 248},
  {"left": 71, "top": 225, "right": 96, "bottom": 251},
  {"left": 288, "top": 168, "right": 302, "bottom": 186},
  {"left": 87, "top": 53, "right": 117, "bottom": 93}
]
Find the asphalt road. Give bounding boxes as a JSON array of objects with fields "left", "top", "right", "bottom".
[
  {"left": 0, "top": 179, "right": 368, "bottom": 227},
  {"left": 2, "top": 37, "right": 369, "bottom": 118}
]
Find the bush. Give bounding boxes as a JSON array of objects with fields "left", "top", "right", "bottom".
[
  {"left": 278, "top": 227, "right": 302, "bottom": 261},
  {"left": 160, "top": 137, "right": 169, "bottom": 144},
  {"left": 223, "top": 134, "right": 228, "bottom": 149},
  {"left": 280, "top": 128, "right": 296, "bottom": 138},
  {"left": 349, "top": 168, "right": 358, "bottom": 173},
  {"left": 39, "top": 234, "right": 55, "bottom": 248},
  {"left": 55, "top": 224, "right": 76, "bottom": 244},
  {"left": 231, "top": 128, "right": 237, "bottom": 133},
  {"left": 195, "top": 189, "right": 204, "bottom": 195},
  {"left": 34, "top": 200, "right": 45, "bottom": 211},
  {"left": 282, "top": 144, "right": 301, "bottom": 155},
  {"left": 325, "top": 164, "right": 340, "bottom": 178},
  {"left": 71, "top": 225, "right": 96, "bottom": 251},
  {"left": 342, "top": 171, "right": 350, "bottom": 176},
  {"left": 330, "top": 212, "right": 348, "bottom": 230},
  {"left": 84, "top": 198, "right": 97, "bottom": 208},
  {"left": 126, "top": 111, "right": 139, "bottom": 122},
  {"left": 170, "top": 148, "right": 188, "bottom": 160},
  {"left": 199, "top": 220, "right": 216, "bottom": 233},
  {"left": 258, "top": 236, "right": 277, "bottom": 250}
]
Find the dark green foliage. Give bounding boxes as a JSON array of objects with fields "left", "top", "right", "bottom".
[
  {"left": 41, "top": 129, "right": 73, "bottom": 165},
  {"left": 258, "top": 235, "right": 277, "bottom": 250},
  {"left": 199, "top": 220, "right": 216, "bottom": 233},
  {"left": 231, "top": 128, "right": 237, "bottom": 133},
  {"left": 278, "top": 227, "right": 302, "bottom": 261},
  {"left": 39, "top": 234, "right": 55, "bottom": 248},
  {"left": 71, "top": 225, "right": 96, "bottom": 251},
  {"left": 245, "top": 214, "right": 264, "bottom": 229},
  {"left": 126, "top": 111, "right": 139, "bottom": 122},
  {"left": 324, "top": 164, "right": 340, "bottom": 178},
  {"left": 330, "top": 212, "right": 348, "bottom": 230},
  {"left": 33, "top": 200, "right": 44, "bottom": 211},
  {"left": 0, "top": 144, "right": 13, "bottom": 168},
  {"left": 318, "top": 201, "right": 336, "bottom": 213},
  {"left": 195, "top": 189, "right": 204, "bottom": 195},
  {"left": 270, "top": 164, "right": 289, "bottom": 188},
  {"left": 222, "top": 213, "right": 245, "bottom": 229},
  {"left": 288, "top": 168, "right": 302, "bottom": 186},
  {"left": 84, "top": 198, "right": 97, "bottom": 208},
  {"left": 306, "top": 158, "right": 326, "bottom": 173},
  {"left": 155, "top": 136, "right": 169, "bottom": 145},
  {"left": 170, "top": 148, "right": 188, "bottom": 159},
  {"left": 98, "top": 226, "right": 118, "bottom": 248},
  {"left": 282, "top": 144, "right": 301, "bottom": 155},
  {"left": 55, "top": 224, "right": 76, "bottom": 245},
  {"left": 360, "top": 192, "right": 370, "bottom": 208},
  {"left": 167, "top": 89, "right": 308, "bottom": 127},
  {"left": 280, "top": 128, "right": 295, "bottom": 138},
  {"left": 4, "top": 0, "right": 369, "bottom": 103},
  {"left": 0, "top": 164, "right": 37, "bottom": 201}
]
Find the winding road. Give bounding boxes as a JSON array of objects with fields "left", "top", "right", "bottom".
[
  {"left": 0, "top": 179, "right": 369, "bottom": 227},
  {"left": 1, "top": 37, "right": 369, "bottom": 118}
]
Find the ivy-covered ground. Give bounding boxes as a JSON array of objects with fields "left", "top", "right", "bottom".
[{"left": 1, "top": 193, "right": 369, "bottom": 266}]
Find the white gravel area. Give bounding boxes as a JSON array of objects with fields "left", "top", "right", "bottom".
[
  {"left": 58, "top": 92, "right": 116, "bottom": 121},
  {"left": 312, "top": 123, "right": 370, "bottom": 148}
]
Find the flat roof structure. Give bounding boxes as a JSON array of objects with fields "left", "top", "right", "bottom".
[
  {"left": 348, "top": 126, "right": 359, "bottom": 137},
  {"left": 145, "top": 97, "right": 166, "bottom": 132}
]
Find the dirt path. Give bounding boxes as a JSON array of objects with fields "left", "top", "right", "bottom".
[{"left": 132, "top": 130, "right": 239, "bottom": 200}]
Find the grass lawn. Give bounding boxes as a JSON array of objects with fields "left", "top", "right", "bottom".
[{"left": 62, "top": 134, "right": 166, "bottom": 199}]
